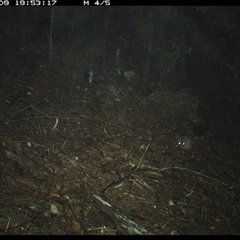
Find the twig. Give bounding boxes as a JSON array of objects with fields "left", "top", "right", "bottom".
[
  {"left": 92, "top": 195, "right": 153, "bottom": 235},
  {"left": 137, "top": 144, "right": 150, "bottom": 167},
  {"left": 62, "top": 137, "right": 70, "bottom": 150},
  {"left": 51, "top": 118, "right": 59, "bottom": 131},
  {"left": 121, "top": 163, "right": 229, "bottom": 187},
  {"left": 12, "top": 97, "right": 24, "bottom": 109},
  {"left": 5, "top": 217, "right": 11, "bottom": 232}
]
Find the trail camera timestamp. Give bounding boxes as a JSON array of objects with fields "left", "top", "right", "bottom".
[
  {"left": 0, "top": 0, "right": 57, "bottom": 6},
  {"left": 15, "top": 0, "right": 57, "bottom": 5}
]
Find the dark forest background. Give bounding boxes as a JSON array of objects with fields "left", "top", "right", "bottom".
[{"left": 0, "top": 6, "right": 240, "bottom": 109}]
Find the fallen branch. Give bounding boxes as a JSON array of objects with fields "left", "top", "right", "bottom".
[{"left": 92, "top": 195, "right": 153, "bottom": 235}]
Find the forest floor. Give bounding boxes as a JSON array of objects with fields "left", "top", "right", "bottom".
[{"left": 0, "top": 60, "right": 239, "bottom": 235}]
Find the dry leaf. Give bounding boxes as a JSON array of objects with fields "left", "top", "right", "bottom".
[
  {"left": 71, "top": 220, "right": 85, "bottom": 234},
  {"left": 168, "top": 199, "right": 175, "bottom": 206},
  {"left": 51, "top": 204, "right": 61, "bottom": 215}
]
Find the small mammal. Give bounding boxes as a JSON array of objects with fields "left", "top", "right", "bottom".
[
  {"left": 176, "top": 124, "right": 207, "bottom": 150},
  {"left": 176, "top": 136, "right": 195, "bottom": 150}
]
